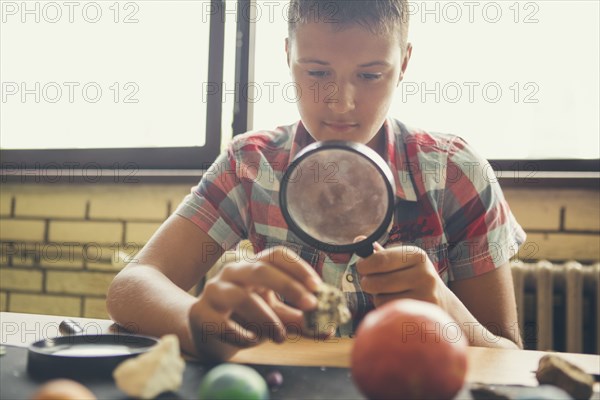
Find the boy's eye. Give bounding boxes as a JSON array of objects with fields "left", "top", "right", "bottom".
[
  {"left": 308, "top": 70, "right": 329, "bottom": 78},
  {"left": 360, "top": 73, "right": 383, "bottom": 81}
]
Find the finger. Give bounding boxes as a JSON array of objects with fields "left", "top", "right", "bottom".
[
  {"left": 202, "top": 279, "right": 256, "bottom": 315},
  {"left": 360, "top": 251, "right": 438, "bottom": 294},
  {"left": 373, "top": 241, "right": 385, "bottom": 252},
  {"left": 230, "top": 292, "right": 286, "bottom": 343},
  {"left": 190, "top": 298, "right": 260, "bottom": 349},
  {"left": 255, "top": 246, "right": 322, "bottom": 292},
  {"left": 270, "top": 297, "right": 304, "bottom": 325},
  {"left": 353, "top": 235, "right": 367, "bottom": 243},
  {"left": 360, "top": 268, "right": 416, "bottom": 295},
  {"left": 270, "top": 300, "right": 336, "bottom": 339},
  {"left": 266, "top": 292, "right": 331, "bottom": 337},
  {"left": 272, "top": 303, "right": 305, "bottom": 335},
  {"left": 372, "top": 292, "right": 412, "bottom": 308},
  {"left": 198, "top": 307, "right": 262, "bottom": 348},
  {"left": 353, "top": 237, "right": 381, "bottom": 259},
  {"left": 220, "top": 261, "right": 317, "bottom": 310},
  {"left": 262, "top": 290, "right": 306, "bottom": 329},
  {"left": 355, "top": 245, "right": 425, "bottom": 276},
  {"left": 196, "top": 285, "right": 286, "bottom": 346}
]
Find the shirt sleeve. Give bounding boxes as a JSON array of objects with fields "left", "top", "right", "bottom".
[
  {"left": 441, "top": 136, "right": 526, "bottom": 281},
  {"left": 174, "top": 146, "right": 249, "bottom": 251}
]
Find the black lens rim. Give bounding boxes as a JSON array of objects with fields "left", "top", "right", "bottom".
[
  {"left": 26, "top": 333, "right": 159, "bottom": 379},
  {"left": 279, "top": 140, "right": 395, "bottom": 254}
]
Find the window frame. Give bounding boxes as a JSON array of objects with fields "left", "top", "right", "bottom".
[
  {"left": 1, "top": 0, "right": 598, "bottom": 182},
  {"left": 0, "top": 0, "right": 226, "bottom": 173}
]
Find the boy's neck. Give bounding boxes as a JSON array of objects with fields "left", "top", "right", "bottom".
[{"left": 366, "top": 126, "right": 387, "bottom": 158}]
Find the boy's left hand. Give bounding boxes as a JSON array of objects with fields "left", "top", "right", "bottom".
[{"left": 355, "top": 244, "right": 451, "bottom": 311}]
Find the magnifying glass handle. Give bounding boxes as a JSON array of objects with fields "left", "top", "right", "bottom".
[
  {"left": 355, "top": 243, "right": 374, "bottom": 258},
  {"left": 59, "top": 319, "right": 84, "bottom": 336}
]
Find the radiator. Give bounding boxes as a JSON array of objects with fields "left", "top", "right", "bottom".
[{"left": 511, "top": 260, "right": 600, "bottom": 354}]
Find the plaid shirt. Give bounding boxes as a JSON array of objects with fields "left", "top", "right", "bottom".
[{"left": 176, "top": 118, "right": 526, "bottom": 335}]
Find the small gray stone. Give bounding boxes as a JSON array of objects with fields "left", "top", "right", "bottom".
[{"left": 266, "top": 370, "right": 283, "bottom": 389}]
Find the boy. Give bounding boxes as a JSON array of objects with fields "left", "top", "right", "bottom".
[{"left": 107, "top": 0, "right": 525, "bottom": 362}]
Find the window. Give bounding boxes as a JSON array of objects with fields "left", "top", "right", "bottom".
[
  {"left": 252, "top": 0, "right": 600, "bottom": 167},
  {"left": 1, "top": 0, "right": 226, "bottom": 170},
  {"left": 2, "top": 0, "right": 598, "bottom": 175}
]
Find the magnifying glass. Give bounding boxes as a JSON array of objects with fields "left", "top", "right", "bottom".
[
  {"left": 27, "top": 319, "right": 159, "bottom": 379},
  {"left": 279, "top": 141, "right": 396, "bottom": 258}
]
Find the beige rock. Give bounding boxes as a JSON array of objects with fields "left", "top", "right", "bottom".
[
  {"left": 304, "top": 283, "right": 351, "bottom": 334},
  {"left": 113, "top": 335, "right": 185, "bottom": 399},
  {"left": 535, "top": 354, "right": 594, "bottom": 400}
]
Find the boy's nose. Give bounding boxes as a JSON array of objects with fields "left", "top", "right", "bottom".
[{"left": 326, "top": 81, "right": 355, "bottom": 114}]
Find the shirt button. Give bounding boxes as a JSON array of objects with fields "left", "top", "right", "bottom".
[{"left": 346, "top": 274, "right": 354, "bottom": 283}]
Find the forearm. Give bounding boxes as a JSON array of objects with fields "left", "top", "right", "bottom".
[
  {"left": 106, "top": 265, "right": 198, "bottom": 355},
  {"left": 445, "top": 290, "right": 522, "bottom": 350}
]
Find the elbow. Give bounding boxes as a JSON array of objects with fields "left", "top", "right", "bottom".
[
  {"left": 514, "top": 336, "right": 524, "bottom": 350},
  {"left": 105, "top": 268, "right": 132, "bottom": 322},
  {"left": 105, "top": 279, "right": 118, "bottom": 320}
]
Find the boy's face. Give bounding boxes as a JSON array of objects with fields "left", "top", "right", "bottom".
[{"left": 286, "top": 22, "right": 411, "bottom": 150}]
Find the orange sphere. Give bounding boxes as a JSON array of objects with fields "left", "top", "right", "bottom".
[
  {"left": 351, "top": 299, "right": 468, "bottom": 400},
  {"left": 32, "top": 379, "right": 96, "bottom": 400}
]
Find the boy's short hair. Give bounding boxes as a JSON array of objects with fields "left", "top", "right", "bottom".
[{"left": 287, "top": 0, "right": 410, "bottom": 52}]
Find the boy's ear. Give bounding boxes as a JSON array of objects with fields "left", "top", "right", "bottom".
[
  {"left": 285, "top": 37, "right": 291, "bottom": 67},
  {"left": 398, "top": 42, "right": 413, "bottom": 85}
]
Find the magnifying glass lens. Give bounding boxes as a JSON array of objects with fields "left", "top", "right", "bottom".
[{"left": 281, "top": 141, "right": 395, "bottom": 255}]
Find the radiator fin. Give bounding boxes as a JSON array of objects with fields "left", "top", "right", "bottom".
[{"left": 511, "top": 260, "right": 599, "bottom": 355}]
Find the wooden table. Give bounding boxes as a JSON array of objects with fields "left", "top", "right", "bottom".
[{"left": 2, "top": 312, "right": 599, "bottom": 389}]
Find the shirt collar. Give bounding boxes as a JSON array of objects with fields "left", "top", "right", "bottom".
[
  {"left": 288, "top": 119, "right": 418, "bottom": 202},
  {"left": 382, "top": 118, "right": 418, "bottom": 202},
  {"left": 287, "top": 120, "right": 315, "bottom": 165}
]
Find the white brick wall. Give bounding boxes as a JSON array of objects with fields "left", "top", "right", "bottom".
[
  {"left": 0, "top": 193, "right": 12, "bottom": 216},
  {"left": 10, "top": 293, "right": 81, "bottom": 316},
  {"left": 15, "top": 193, "right": 87, "bottom": 219},
  {"left": 504, "top": 189, "right": 561, "bottom": 230},
  {"left": 126, "top": 222, "right": 163, "bottom": 244},
  {"left": 46, "top": 271, "right": 116, "bottom": 296},
  {"left": 0, "top": 268, "right": 44, "bottom": 291},
  {"left": 504, "top": 188, "right": 600, "bottom": 231},
  {"left": 90, "top": 196, "right": 168, "bottom": 220},
  {"left": 0, "top": 220, "right": 46, "bottom": 242},
  {"left": 49, "top": 221, "right": 123, "bottom": 244},
  {"left": 0, "top": 291, "right": 7, "bottom": 311},
  {"left": 521, "top": 233, "right": 600, "bottom": 261},
  {"left": 564, "top": 193, "right": 600, "bottom": 231},
  {"left": 84, "top": 297, "right": 109, "bottom": 319}
]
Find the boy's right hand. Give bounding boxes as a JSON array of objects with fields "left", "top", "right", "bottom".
[{"left": 188, "top": 246, "right": 322, "bottom": 362}]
